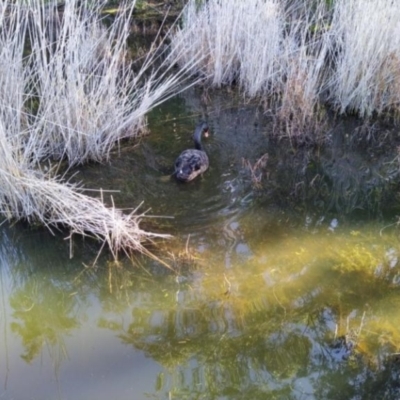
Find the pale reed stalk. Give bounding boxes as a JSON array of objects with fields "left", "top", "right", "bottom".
[{"left": 329, "top": 0, "right": 400, "bottom": 117}]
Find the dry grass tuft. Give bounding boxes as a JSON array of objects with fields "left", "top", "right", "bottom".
[
  {"left": 171, "top": 0, "right": 331, "bottom": 139},
  {"left": 0, "top": 0, "right": 200, "bottom": 257},
  {"left": 171, "top": 0, "right": 400, "bottom": 134},
  {"left": 171, "top": 0, "right": 284, "bottom": 93},
  {"left": 243, "top": 154, "right": 269, "bottom": 189},
  {"left": 328, "top": 0, "right": 400, "bottom": 118}
]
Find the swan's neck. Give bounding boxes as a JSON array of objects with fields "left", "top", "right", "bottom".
[
  {"left": 194, "top": 139, "right": 203, "bottom": 151},
  {"left": 193, "top": 123, "right": 208, "bottom": 151}
]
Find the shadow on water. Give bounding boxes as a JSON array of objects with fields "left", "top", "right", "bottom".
[{"left": 3, "top": 87, "right": 400, "bottom": 399}]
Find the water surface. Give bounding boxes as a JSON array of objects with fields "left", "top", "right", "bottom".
[{"left": 2, "top": 88, "right": 400, "bottom": 399}]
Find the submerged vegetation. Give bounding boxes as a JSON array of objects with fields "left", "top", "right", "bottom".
[{"left": 5, "top": 218, "right": 400, "bottom": 398}]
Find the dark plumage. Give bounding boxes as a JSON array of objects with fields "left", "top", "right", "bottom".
[{"left": 174, "top": 122, "right": 209, "bottom": 182}]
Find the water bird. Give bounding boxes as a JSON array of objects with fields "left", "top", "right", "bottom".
[{"left": 174, "top": 122, "right": 210, "bottom": 182}]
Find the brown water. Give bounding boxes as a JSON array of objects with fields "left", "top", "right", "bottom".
[{"left": 2, "top": 88, "right": 400, "bottom": 400}]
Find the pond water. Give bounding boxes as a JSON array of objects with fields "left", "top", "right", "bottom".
[{"left": 2, "top": 88, "right": 400, "bottom": 399}]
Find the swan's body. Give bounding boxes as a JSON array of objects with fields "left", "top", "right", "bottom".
[{"left": 174, "top": 122, "right": 209, "bottom": 182}]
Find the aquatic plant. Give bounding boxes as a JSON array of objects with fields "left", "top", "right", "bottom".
[
  {"left": 0, "top": 0, "right": 201, "bottom": 257},
  {"left": 5, "top": 212, "right": 400, "bottom": 398}
]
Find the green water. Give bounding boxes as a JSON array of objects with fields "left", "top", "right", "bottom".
[{"left": 2, "top": 89, "right": 400, "bottom": 399}]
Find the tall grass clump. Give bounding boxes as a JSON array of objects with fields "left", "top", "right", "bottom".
[
  {"left": 25, "top": 0, "right": 197, "bottom": 166},
  {"left": 329, "top": 0, "right": 400, "bottom": 118},
  {"left": 171, "top": 0, "right": 285, "bottom": 93},
  {"left": 276, "top": 2, "right": 331, "bottom": 140},
  {"left": 171, "top": 0, "right": 331, "bottom": 140},
  {"left": 0, "top": 0, "right": 201, "bottom": 256},
  {"left": 172, "top": 0, "right": 400, "bottom": 135}
]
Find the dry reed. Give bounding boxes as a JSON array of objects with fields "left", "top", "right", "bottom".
[
  {"left": 171, "top": 0, "right": 400, "bottom": 128},
  {"left": 171, "top": 0, "right": 331, "bottom": 140},
  {"left": 0, "top": 0, "right": 201, "bottom": 256},
  {"left": 24, "top": 0, "right": 197, "bottom": 166},
  {"left": 171, "top": 0, "right": 284, "bottom": 93},
  {"left": 328, "top": 0, "right": 400, "bottom": 117}
]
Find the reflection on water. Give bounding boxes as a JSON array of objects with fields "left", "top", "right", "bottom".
[{"left": 2, "top": 89, "right": 400, "bottom": 399}]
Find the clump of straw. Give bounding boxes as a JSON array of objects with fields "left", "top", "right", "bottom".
[
  {"left": 170, "top": 0, "right": 330, "bottom": 140},
  {"left": 172, "top": 0, "right": 400, "bottom": 128},
  {"left": 328, "top": 0, "right": 400, "bottom": 117},
  {"left": 0, "top": 0, "right": 199, "bottom": 256}
]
